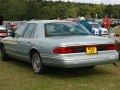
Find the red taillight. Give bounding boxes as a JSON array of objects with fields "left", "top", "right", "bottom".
[
  {"left": 53, "top": 47, "right": 77, "bottom": 54},
  {"left": 106, "top": 44, "right": 116, "bottom": 50},
  {"left": 0, "top": 33, "right": 8, "bottom": 36},
  {"left": 53, "top": 44, "right": 116, "bottom": 54}
]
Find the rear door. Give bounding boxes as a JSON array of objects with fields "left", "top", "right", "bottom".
[{"left": 16, "top": 23, "right": 37, "bottom": 62}]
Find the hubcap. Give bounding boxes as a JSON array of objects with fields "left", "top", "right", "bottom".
[{"left": 32, "top": 53, "right": 41, "bottom": 73}]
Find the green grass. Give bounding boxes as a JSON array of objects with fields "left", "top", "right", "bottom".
[{"left": 0, "top": 55, "right": 120, "bottom": 90}]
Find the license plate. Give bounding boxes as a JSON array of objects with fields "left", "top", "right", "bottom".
[{"left": 86, "top": 46, "right": 97, "bottom": 55}]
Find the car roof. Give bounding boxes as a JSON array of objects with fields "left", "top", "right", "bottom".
[
  {"left": 88, "top": 22, "right": 99, "bottom": 24},
  {"left": 27, "top": 20, "right": 72, "bottom": 24},
  {"left": 0, "top": 26, "right": 6, "bottom": 30}
]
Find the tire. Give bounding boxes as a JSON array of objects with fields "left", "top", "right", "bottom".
[
  {"left": 31, "top": 51, "right": 45, "bottom": 74},
  {"left": 1, "top": 45, "right": 9, "bottom": 61}
]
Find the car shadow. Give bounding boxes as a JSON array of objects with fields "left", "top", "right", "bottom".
[{"left": 44, "top": 66, "right": 116, "bottom": 78}]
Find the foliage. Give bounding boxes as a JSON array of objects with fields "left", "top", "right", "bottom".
[{"left": 0, "top": 0, "right": 120, "bottom": 20}]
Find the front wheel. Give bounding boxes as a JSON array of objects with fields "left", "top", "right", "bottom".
[
  {"left": 1, "top": 45, "right": 9, "bottom": 61},
  {"left": 31, "top": 52, "right": 45, "bottom": 74}
]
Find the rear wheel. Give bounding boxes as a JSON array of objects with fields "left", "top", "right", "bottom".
[
  {"left": 1, "top": 45, "right": 9, "bottom": 61},
  {"left": 31, "top": 51, "right": 45, "bottom": 74}
]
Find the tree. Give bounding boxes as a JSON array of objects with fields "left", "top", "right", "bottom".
[
  {"left": 55, "top": 4, "right": 69, "bottom": 19},
  {"left": 104, "top": 4, "right": 113, "bottom": 18},
  {"left": 26, "top": 0, "right": 39, "bottom": 20},
  {"left": 0, "top": 0, "right": 120, "bottom": 20}
]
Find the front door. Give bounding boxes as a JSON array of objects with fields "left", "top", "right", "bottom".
[{"left": 4, "top": 23, "right": 29, "bottom": 57}]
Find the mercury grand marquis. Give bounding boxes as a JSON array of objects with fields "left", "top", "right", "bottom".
[{"left": 1, "top": 20, "right": 119, "bottom": 74}]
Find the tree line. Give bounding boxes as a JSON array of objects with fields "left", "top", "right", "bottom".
[{"left": 0, "top": 0, "right": 120, "bottom": 21}]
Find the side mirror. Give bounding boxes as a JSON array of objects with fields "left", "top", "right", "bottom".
[{"left": 10, "top": 32, "right": 15, "bottom": 37}]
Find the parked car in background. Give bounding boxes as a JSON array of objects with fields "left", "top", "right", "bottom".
[
  {"left": 88, "top": 22, "right": 108, "bottom": 36},
  {"left": 11, "top": 23, "right": 17, "bottom": 30},
  {"left": 1, "top": 20, "right": 119, "bottom": 74},
  {"left": 0, "top": 26, "right": 8, "bottom": 39},
  {"left": 3, "top": 22, "right": 13, "bottom": 31},
  {"left": 110, "top": 19, "right": 120, "bottom": 27},
  {"left": 94, "top": 19, "right": 104, "bottom": 27},
  {"left": 108, "top": 26, "right": 120, "bottom": 58}
]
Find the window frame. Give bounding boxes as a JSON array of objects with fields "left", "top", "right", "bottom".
[
  {"left": 22, "top": 23, "right": 37, "bottom": 38},
  {"left": 15, "top": 23, "right": 29, "bottom": 37}
]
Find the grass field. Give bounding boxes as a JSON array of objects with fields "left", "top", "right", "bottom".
[{"left": 0, "top": 54, "right": 120, "bottom": 90}]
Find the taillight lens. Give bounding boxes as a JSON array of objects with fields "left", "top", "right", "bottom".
[
  {"left": 53, "top": 44, "right": 116, "bottom": 54},
  {"left": 97, "top": 44, "right": 116, "bottom": 51},
  {"left": 53, "top": 46, "right": 86, "bottom": 54},
  {"left": 0, "top": 33, "right": 8, "bottom": 36},
  {"left": 53, "top": 47, "right": 77, "bottom": 54},
  {"left": 106, "top": 44, "right": 116, "bottom": 50}
]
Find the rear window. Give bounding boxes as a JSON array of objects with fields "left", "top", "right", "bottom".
[
  {"left": 3, "top": 22, "right": 11, "bottom": 27},
  {"left": 90, "top": 24, "right": 101, "bottom": 28},
  {"left": 0, "top": 29, "right": 7, "bottom": 33},
  {"left": 45, "top": 22, "right": 91, "bottom": 37}
]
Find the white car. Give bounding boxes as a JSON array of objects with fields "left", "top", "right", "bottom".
[
  {"left": 0, "top": 26, "right": 8, "bottom": 39},
  {"left": 89, "top": 22, "right": 108, "bottom": 36}
]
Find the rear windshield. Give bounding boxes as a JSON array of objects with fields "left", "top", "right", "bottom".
[
  {"left": 45, "top": 22, "right": 91, "bottom": 37},
  {"left": 3, "top": 22, "right": 11, "bottom": 27},
  {"left": 90, "top": 24, "right": 101, "bottom": 28}
]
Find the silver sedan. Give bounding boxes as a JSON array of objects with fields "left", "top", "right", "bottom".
[{"left": 1, "top": 20, "right": 119, "bottom": 74}]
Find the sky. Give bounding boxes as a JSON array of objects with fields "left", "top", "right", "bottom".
[{"left": 52, "top": 0, "right": 120, "bottom": 5}]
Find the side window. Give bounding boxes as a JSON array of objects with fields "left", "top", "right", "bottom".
[
  {"left": 15, "top": 24, "right": 29, "bottom": 37},
  {"left": 23, "top": 23, "right": 36, "bottom": 38},
  {"left": 30, "top": 26, "right": 36, "bottom": 38}
]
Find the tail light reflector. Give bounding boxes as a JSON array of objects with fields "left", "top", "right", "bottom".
[
  {"left": 53, "top": 44, "right": 116, "bottom": 54},
  {"left": 53, "top": 47, "right": 77, "bottom": 54},
  {"left": 106, "top": 44, "right": 116, "bottom": 50}
]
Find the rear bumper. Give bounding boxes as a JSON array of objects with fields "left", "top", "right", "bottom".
[{"left": 42, "top": 51, "right": 119, "bottom": 68}]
